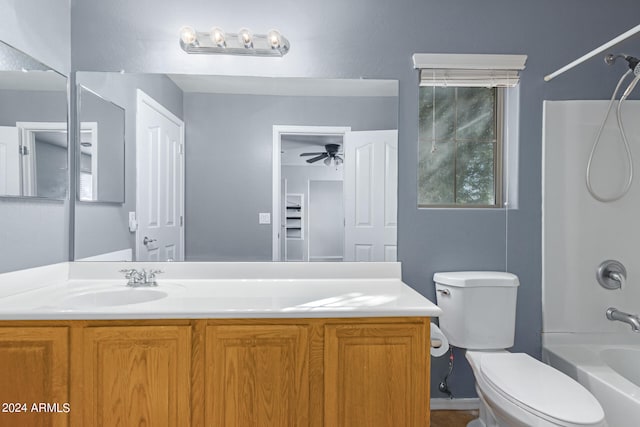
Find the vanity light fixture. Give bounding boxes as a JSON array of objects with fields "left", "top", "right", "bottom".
[{"left": 179, "top": 26, "right": 290, "bottom": 57}]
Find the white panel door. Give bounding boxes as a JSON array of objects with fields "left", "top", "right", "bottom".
[
  {"left": 136, "top": 90, "right": 185, "bottom": 261},
  {"left": 0, "top": 126, "right": 20, "bottom": 196},
  {"left": 344, "top": 130, "right": 398, "bottom": 262}
]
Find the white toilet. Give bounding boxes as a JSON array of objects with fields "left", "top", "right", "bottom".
[{"left": 434, "top": 271, "right": 605, "bottom": 427}]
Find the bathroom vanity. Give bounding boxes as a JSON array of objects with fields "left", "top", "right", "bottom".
[{"left": 0, "top": 262, "right": 441, "bottom": 427}]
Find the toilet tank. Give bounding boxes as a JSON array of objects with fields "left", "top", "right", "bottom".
[{"left": 434, "top": 271, "right": 519, "bottom": 350}]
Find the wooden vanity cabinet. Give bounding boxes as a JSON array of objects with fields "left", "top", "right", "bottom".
[
  {"left": 0, "top": 326, "right": 69, "bottom": 427},
  {"left": 205, "top": 324, "right": 311, "bottom": 427},
  {"left": 203, "top": 318, "right": 430, "bottom": 427},
  {"left": 80, "top": 325, "right": 191, "bottom": 427},
  {"left": 324, "top": 321, "right": 429, "bottom": 427},
  {"left": 0, "top": 318, "right": 430, "bottom": 427}
]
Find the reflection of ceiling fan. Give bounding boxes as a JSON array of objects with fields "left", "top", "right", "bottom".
[{"left": 300, "top": 144, "right": 344, "bottom": 166}]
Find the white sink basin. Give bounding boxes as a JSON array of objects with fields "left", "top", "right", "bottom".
[{"left": 59, "top": 288, "right": 168, "bottom": 309}]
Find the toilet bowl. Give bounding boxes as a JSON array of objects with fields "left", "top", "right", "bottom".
[{"left": 434, "top": 272, "right": 605, "bottom": 427}]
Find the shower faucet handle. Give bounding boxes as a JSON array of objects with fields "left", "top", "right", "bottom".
[{"left": 596, "top": 260, "right": 626, "bottom": 290}]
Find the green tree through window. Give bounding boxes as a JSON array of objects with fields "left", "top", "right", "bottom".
[{"left": 418, "top": 86, "right": 501, "bottom": 207}]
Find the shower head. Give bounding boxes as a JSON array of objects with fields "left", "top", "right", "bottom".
[{"left": 605, "top": 53, "right": 640, "bottom": 75}]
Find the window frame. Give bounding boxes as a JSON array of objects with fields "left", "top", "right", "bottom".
[{"left": 417, "top": 86, "right": 504, "bottom": 209}]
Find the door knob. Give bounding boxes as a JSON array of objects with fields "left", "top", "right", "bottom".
[{"left": 143, "top": 236, "right": 157, "bottom": 246}]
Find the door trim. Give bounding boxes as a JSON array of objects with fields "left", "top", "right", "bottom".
[
  {"left": 135, "top": 90, "right": 185, "bottom": 261},
  {"left": 272, "top": 125, "right": 351, "bottom": 261}
]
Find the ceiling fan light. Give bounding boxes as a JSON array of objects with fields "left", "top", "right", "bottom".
[
  {"left": 324, "top": 157, "right": 332, "bottom": 166},
  {"left": 335, "top": 156, "right": 343, "bottom": 166}
]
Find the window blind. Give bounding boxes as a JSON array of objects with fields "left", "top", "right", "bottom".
[{"left": 413, "top": 53, "right": 527, "bottom": 88}]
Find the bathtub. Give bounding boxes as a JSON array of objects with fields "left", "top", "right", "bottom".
[{"left": 543, "top": 334, "right": 640, "bottom": 427}]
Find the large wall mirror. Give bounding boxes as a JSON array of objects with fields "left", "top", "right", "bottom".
[
  {"left": 74, "top": 72, "right": 398, "bottom": 263},
  {"left": 0, "top": 41, "right": 68, "bottom": 200}
]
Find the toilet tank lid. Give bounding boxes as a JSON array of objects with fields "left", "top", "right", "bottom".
[{"left": 433, "top": 271, "right": 519, "bottom": 287}]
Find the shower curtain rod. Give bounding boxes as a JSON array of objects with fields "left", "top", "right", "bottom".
[{"left": 544, "top": 23, "right": 640, "bottom": 82}]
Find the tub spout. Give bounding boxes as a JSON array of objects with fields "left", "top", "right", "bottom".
[{"left": 606, "top": 307, "right": 640, "bottom": 332}]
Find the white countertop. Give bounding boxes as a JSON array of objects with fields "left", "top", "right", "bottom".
[{"left": 0, "top": 262, "right": 442, "bottom": 320}]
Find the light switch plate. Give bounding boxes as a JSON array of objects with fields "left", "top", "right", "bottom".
[
  {"left": 128, "top": 212, "right": 138, "bottom": 232},
  {"left": 259, "top": 212, "right": 271, "bottom": 224}
]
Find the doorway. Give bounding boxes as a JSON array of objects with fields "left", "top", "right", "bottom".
[{"left": 272, "top": 126, "right": 350, "bottom": 261}]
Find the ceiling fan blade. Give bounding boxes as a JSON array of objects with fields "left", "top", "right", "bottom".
[
  {"left": 306, "top": 153, "right": 328, "bottom": 163},
  {"left": 300, "top": 152, "right": 324, "bottom": 156}
]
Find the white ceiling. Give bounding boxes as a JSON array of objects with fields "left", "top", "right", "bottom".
[{"left": 168, "top": 74, "right": 398, "bottom": 97}]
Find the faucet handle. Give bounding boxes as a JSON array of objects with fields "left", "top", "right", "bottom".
[
  {"left": 119, "top": 268, "right": 137, "bottom": 278},
  {"left": 146, "top": 269, "right": 163, "bottom": 286}
]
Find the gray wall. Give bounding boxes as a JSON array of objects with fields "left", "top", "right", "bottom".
[
  {"left": 184, "top": 93, "right": 396, "bottom": 261},
  {"left": 74, "top": 72, "right": 183, "bottom": 259},
  {"left": 68, "top": 0, "right": 640, "bottom": 397},
  {"left": 0, "top": 90, "right": 67, "bottom": 126}
]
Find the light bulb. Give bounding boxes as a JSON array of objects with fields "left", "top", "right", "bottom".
[
  {"left": 238, "top": 28, "right": 253, "bottom": 48},
  {"left": 179, "top": 26, "right": 197, "bottom": 45},
  {"left": 267, "top": 30, "right": 282, "bottom": 49},
  {"left": 210, "top": 27, "right": 226, "bottom": 47}
]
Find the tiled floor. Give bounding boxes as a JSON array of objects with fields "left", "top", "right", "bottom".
[{"left": 430, "top": 409, "right": 479, "bottom": 427}]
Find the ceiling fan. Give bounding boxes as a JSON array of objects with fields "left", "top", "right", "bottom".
[{"left": 300, "top": 144, "right": 344, "bottom": 165}]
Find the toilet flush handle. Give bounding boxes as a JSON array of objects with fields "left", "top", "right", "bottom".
[{"left": 436, "top": 289, "right": 450, "bottom": 296}]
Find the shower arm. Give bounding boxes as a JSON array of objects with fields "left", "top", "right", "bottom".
[{"left": 544, "top": 24, "right": 640, "bottom": 82}]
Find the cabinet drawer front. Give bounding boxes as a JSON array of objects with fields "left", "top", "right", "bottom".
[
  {"left": 82, "top": 326, "right": 191, "bottom": 427},
  {"left": 206, "top": 324, "right": 310, "bottom": 427},
  {"left": 324, "top": 323, "right": 428, "bottom": 427},
  {"left": 0, "top": 327, "right": 69, "bottom": 427}
]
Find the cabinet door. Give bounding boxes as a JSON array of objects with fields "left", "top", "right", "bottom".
[
  {"left": 82, "top": 326, "right": 191, "bottom": 427},
  {"left": 0, "top": 327, "right": 69, "bottom": 427},
  {"left": 324, "top": 322, "right": 428, "bottom": 427},
  {"left": 206, "top": 324, "right": 309, "bottom": 427}
]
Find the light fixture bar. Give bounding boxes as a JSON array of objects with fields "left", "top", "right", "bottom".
[{"left": 179, "top": 27, "right": 290, "bottom": 57}]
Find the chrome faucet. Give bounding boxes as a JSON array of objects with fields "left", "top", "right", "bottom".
[
  {"left": 606, "top": 307, "right": 640, "bottom": 332},
  {"left": 119, "top": 268, "right": 163, "bottom": 287}
]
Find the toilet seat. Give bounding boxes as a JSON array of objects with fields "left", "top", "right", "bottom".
[{"left": 470, "top": 351, "right": 604, "bottom": 426}]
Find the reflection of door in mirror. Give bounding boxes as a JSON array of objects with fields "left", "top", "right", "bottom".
[
  {"left": 0, "top": 126, "right": 20, "bottom": 196},
  {"left": 275, "top": 127, "right": 397, "bottom": 262},
  {"left": 344, "top": 130, "right": 398, "bottom": 262},
  {"left": 17, "top": 122, "right": 68, "bottom": 199},
  {"left": 0, "top": 68, "right": 68, "bottom": 200},
  {"left": 136, "top": 90, "right": 185, "bottom": 262}
]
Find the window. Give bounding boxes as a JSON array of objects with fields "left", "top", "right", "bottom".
[
  {"left": 418, "top": 86, "right": 502, "bottom": 207},
  {"left": 413, "top": 53, "right": 526, "bottom": 208}
]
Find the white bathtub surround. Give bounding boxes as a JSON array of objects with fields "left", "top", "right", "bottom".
[
  {"left": 543, "top": 101, "right": 640, "bottom": 334},
  {"left": 0, "top": 262, "right": 441, "bottom": 320},
  {"left": 542, "top": 101, "right": 640, "bottom": 426}
]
